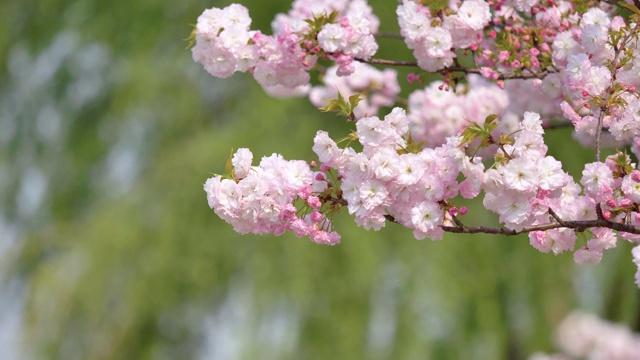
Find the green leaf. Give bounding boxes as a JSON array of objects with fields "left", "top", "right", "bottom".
[
  {"left": 484, "top": 114, "right": 499, "bottom": 125},
  {"left": 319, "top": 91, "right": 359, "bottom": 119},
  {"left": 348, "top": 93, "right": 363, "bottom": 109},
  {"left": 225, "top": 149, "right": 234, "bottom": 176},
  {"left": 184, "top": 27, "right": 197, "bottom": 49},
  {"left": 619, "top": 2, "right": 640, "bottom": 15},
  {"left": 460, "top": 124, "right": 483, "bottom": 146}
]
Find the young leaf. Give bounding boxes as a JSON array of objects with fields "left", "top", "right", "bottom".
[{"left": 225, "top": 149, "right": 234, "bottom": 176}]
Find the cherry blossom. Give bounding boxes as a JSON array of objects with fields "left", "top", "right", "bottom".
[{"left": 194, "top": 0, "right": 640, "bottom": 289}]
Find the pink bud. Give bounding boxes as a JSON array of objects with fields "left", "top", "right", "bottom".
[
  {"left": 537, "top": 189, "right": 550, "bottom": 199},
  {"left": 307, "top": 195, "right": 321, "bottom": 209},
  {"left": 407, "top": 73, "right": 419, "bottom": 84},
  {"left": 606, "top": 199, "right": 617, "bottom": 208},
  {"left": 315, "top": 173, "right": 324, "bottom": 181},
  {"left": 459, "top": 206, "right": 468, "bottom": 215},
  {"left": 619, "top": 199, "right": 633, "bottom": 207},
  {"left": 310, "top": 160, "right": 317, "bottom": 167},
  {"left": 298, "top": 186, "right": 312, "bottom": 200},
  {"left": 498, "top": 50, "right": 509, "bottom": 62},
  {"left": 311, "top": 210, "right": 323, "bottom": 223}
]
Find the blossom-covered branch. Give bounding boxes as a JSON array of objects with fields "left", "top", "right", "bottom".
[{"left": 191, "top": 0, "right": 640, "bottom": 287}]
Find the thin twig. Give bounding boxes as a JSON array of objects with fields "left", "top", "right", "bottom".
[
  {"left": 374, "top": 32, "right": 405, "bottom": 40},
  {"left": 442, "top": 206, "right": 640, "bottom": 236},
  {"left": 543, "top": 122, "right": 574, "bottom": 130},
  {"left": 355, "top": 57, "right": 418, "bottom": 67},
  {"left": 354, "top": 57, "right": 558, "bottom": 80}
]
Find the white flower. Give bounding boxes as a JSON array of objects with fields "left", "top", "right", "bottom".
[
  {"left": 410, "top": 201, "right": 443, "bottom": 233},
  {"left": 312, "top": 131, "right": 341, "bottom": 164},
  {"left": 424, "top": 27, "right": 453, "bottom": 58},
  {"left": 232, "top": 148, "right": 253, "bottom": 179},
  {"left": 317, "top": 23, "right": 347, "bottom": 53},
  {"left": 456, "top": 0, "right": 491, "bottom": 31},
  {"left": 503, "top": 158, "right": 539, "bottom": 192},
  {"left": 581, "top": 7, "right": 611, "bottom": 28},
  {"left": 538, "top": 156, "right": 567, "bottom": 191}
]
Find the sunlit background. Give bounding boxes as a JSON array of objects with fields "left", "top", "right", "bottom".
[{"left": 1, "top": 0, "right": 638, "bottom": 359}]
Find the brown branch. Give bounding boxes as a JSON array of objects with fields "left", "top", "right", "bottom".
[
  {"left": 441, "top": 206, "right": 640, "bottom": 236},
  {"left": 543, "top": 121, "right": 574, "bottom": 130},
  {"left": 354, "top": 57, "right": 557, "bottom": 80},
  {"left": 442, "top": 218, "right": 640, "bottom": 236},
  {"left": 355, "top": 57, "right": 418, "bottom": 67},
  {"left": 384, "top": 204, "right": 640, "bottom": 236},
  {"left": 441, "top": 66, "right": 557, "bottom": 81},
  {"left": 373, "top": 32, "right": 405, "bottom": 41}
]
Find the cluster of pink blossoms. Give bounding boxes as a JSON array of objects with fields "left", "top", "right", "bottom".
[
  {"left": 397, "top": 0, "right": 491, "bottom": 71},
  {"left": 313, "top": 107, "right": 484, "bottom": 240},
  {"left": 191, "top": 0, "right": 378, "bottom": 93},
  {"left": 530, "top": 311, "right": 640, "bottom": 360},
  {"left": 204, "top": 149, "right": 340, "bottom": 245},
  {"left": 407, "top": 75, "right": 509, "bottom": 146},
  {"left": 196, "top": 0, "right": 640, "bottom": 288}
]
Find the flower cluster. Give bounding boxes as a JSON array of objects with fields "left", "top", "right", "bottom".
[
  {"left": 397, "top": 0, "right": 491, "bottom": 71},
  {"left": 191, "top": 0, "right": 379, "bottom": 93},
  {"left": 191, "top": 3, "right": 313, "bottom": 89},
  {"left": 204, "top": 149, "right": 341, "bottom": 245},
  {"left": 313, "top": 108, "right": 483, "bottom": 240},
  {"left": 407, "top": 75, "right": 509, "bottom": 146},
  {"left": 312, "top": 0, "right": 379, "bottom": 75},
  {"left": 530, "top": 311, "right": 640, "bottom": 360},
  {"left": 484, "top": 113, "right": 569, "bottom": 230}
]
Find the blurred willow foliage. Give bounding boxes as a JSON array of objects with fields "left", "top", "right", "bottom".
[{"left": 2, "top": 0, "right": 639, "bottom": 359}]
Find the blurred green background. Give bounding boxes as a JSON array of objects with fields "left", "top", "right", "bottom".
[{"left": 0, "top": 0, "right": 638, "bottom": 359}]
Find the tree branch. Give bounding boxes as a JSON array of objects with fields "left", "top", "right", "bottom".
[
  {"left": 441, "top": 206, "right": 640, "bottom": 236},
  {"left": 373, "top": 32, "right": 405, "bottom": 41},
  {"left": 354, "top": 57, "right": 557, "bottom": 80},
  {"left": 543, "top": 121, "right": 575, "bottom": 130}
]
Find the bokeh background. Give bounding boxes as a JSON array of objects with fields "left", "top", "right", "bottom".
[{"left": 1, "top": 0, "right": 638, "bottom": 359}]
